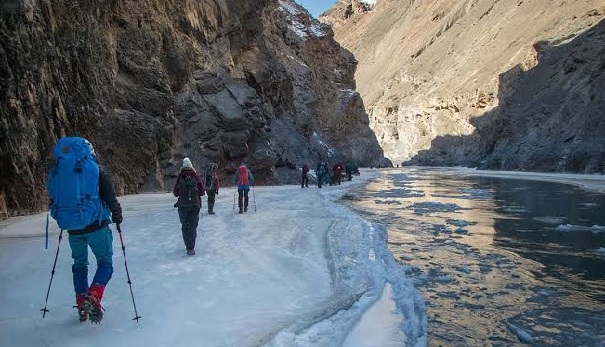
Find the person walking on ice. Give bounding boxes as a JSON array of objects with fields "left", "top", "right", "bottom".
[
  {"left": 204, "top": 163, "right": 220, "bottom": 215},
  {"left": 173, "top": 157, "right": 205, "bottom": 256},
  {"left": 301, "top": 163, "right": 309, "bottom": 188},
  {"left": 47, "top": 137, "right": 123, "bottom": 324},
  {"left": 234, "top": 162, "right": 255, "bottom": 214}
]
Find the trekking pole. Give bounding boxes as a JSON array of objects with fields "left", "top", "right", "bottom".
[
  {"left": 233, "top": 186, "right": 236, "bottom": 210},
  {"left": 116, "top": 224, "right": 142, "bottom": 322},
  {"left": 45, "top": 211, "right": 50, "bottom": 249},
  {"left": 252, "top": 185, "right": 257, "bottom": 212},
  {"left": 41, "top": 229, "right": 63, "bottom": 318}
]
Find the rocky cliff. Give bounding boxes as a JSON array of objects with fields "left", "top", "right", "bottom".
[
  {"left": 0, "top": 0, "right": 387, "bottom": 218},
  {"left": 322, "top": 0, "right": 605, "bottom": 171}
]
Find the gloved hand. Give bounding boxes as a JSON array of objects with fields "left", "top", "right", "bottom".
[
  {"left": 216, "top": 190, "right": 219, "bottom": 195},
  {"left": 112, "top": 211, "right": 123, "bottom": 224}
]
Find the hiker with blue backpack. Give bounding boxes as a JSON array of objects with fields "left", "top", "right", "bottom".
[
  {"left": 234, "top": 162, "right": 255, "bottom": 214},
  {"left": 173, "top": 157, "right": 206, "bottom": 255},
  {"left": 47, "top": 137, "right": 123, "bottom": 324}
]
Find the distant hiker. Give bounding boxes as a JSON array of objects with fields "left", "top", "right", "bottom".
[
  {"left": 315, "top": 161, "right": 330, "bottom": 188},
  {"left": 204, "top": 164, "right": 220, "bottom": 215},
  {"left": 47, "top": 137, "right": 123, "bottom": 323},
  {"left": 301, "top": 164, "right": 309, "bottom": 188},
  {"left": 173, "top": 157, "right": 205, "bottom": 256},
  {"left": 234, "top": 162, "right": 255, "bottom": 213},
  {"left": 333, "top": 163, "right": 344, "bottom": 185},
  {"left": 321, "top": 162, "right": 330, "bottom": 186},
  {"left": 316, "top": 161, "right": 324, "bottom": 188},
  {"left": 345, "top": 163, "right": 353, "bottom": 181}
]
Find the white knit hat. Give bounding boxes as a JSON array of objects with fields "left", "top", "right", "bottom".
[{"left": 182, "top": 157, "right": 194, "bottom": 170}]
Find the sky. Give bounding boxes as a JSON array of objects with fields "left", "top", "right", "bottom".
[
  {"left": 0, "top": 169, "right": 427, "bottom": 347},
  {"left": 294, "top": 0, "right": 377, "bottom": 19},
  {"left": 294, "top": 0, "right": 339, "bottom": 18}
]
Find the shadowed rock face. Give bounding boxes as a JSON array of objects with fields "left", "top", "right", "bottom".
[
  {"left": 323, "top": 0, "right": 605, "bottom": 170},
  {"left": 0, "top": 0, "right": 387, "bottom": 218}
]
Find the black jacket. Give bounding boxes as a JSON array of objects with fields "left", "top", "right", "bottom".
[{"left": 69, "top": 169, "right": 122, "bottom": 234}]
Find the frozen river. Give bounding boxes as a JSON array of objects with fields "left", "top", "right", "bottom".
[{"left": 343, "top": 167, "right": 605, "bottom": 346}]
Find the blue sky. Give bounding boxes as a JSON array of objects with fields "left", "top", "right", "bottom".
[{"left": 295, "top": 0, "right": 339, "bottom": 18}]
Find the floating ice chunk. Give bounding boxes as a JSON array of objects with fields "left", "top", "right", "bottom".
[
  {"left": 410, "top": 202, "right": 462, "bottom": 215},
  {"left": 532, "top": 216, "right": 567, "bottom": 224},
  {"left": 501, "top": 205, "right": 527, "bottom": 214},
  {"left": 592, "top": 225, "right": 605, "bottom": 233},
  {"left": 556, "top": 224, "right": 605, "bottom": 233},
  {"left": 506, "top": 322, "right": 535, "bottom": 344}
]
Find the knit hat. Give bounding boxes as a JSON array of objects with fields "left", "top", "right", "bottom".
[{"left": 182, "top": 157, "right": 194, "bottom": 170}]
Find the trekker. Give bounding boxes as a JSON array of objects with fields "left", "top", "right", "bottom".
[
  {"left": 47, "top": 137, "right": 123, "bottom": 324},
  {"left": 234, "top": 162, "right": 255, "bottom": 213},
  {"left": 321, "top": 161, "right": 330, "bottom": 186},
  {"left": 316, "top": 161, "right": 330, "bottom": 188},
  {"left": 316, "top": 161, "right": 324, "bottom": 188},
  {"left": 173, "top": 157, "right": 205, "bottom": 256},
  {"left": 345, "top": 163, "right": 353, "bottom": 181},
  {"left": 301, "top": 164, "right": 309, "bottom": 188},
  {"left": 204, "top": 164, "right": 220, "bottom": 215},
  {"left": 333, "top": 163, "right": 344, "bottom": 185}
]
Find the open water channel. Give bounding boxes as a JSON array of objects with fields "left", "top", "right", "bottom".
[{"left": 342, "top": 167, "right": 605, "bottom": 346}]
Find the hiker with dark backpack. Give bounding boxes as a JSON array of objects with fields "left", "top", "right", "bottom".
[
  {"left": 234, "top": 162, "right": 255, "bottom": 214},
  {"left": 47, "top": 137, "right": 123, "bottom": 324},
  {"left": 204, "top": 163, "right": 220, "bottom": 215},
  {"left": 301, "top": 164, "right": 309, "bottom": 188},
  {"left": 173, "top": 157, "right": 205, "bottom": 255}
]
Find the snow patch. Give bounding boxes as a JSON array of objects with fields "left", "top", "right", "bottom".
[{"left": 280, "top": 0, "right": 326, "bottom": 40}]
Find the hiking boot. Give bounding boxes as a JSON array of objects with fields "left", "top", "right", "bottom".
[
  {"left": 244, "top": 207, "right": 248, "bottom": 212},
  {"left": 187, "top": 249, "right": 196, "bottom": 255},
  {"left": 86, "top": 284, "right": 105, "bottom": 324},
  {"left": 208, "top": 211, "right": 215, "bottom": 215},
  {"left": 239, "top": 209, "right": 243, "bottom": 214},
  {"left": 76, "top": 294, "right": 88, "bottom": 322}
]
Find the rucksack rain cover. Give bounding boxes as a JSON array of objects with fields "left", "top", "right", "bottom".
[
  {"left": 238, "top": 166, "right": 249, "bottom": 185},
  {"left": 47, "top": 137, "right": 109, "bottom": 230}
]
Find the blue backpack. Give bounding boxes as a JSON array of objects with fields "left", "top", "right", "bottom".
[{"left": 47, "top": 137, "right": 110, "bottom": 230}]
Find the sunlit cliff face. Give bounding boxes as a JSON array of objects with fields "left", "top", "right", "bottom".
[{"left": 323, "top": 0, "right": 605, "bottom": 169}]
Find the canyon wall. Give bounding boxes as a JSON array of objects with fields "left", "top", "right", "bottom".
[
  {"left": 323, "top": 0, "right": 605, "bottom": 171},
  {"left": 0, "top": 0, "right": 388, "bottom": 218}
]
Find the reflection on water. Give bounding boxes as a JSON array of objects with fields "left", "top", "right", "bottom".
[{"left": 342, "top": 168, "right": 605, "bottom": 346}]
